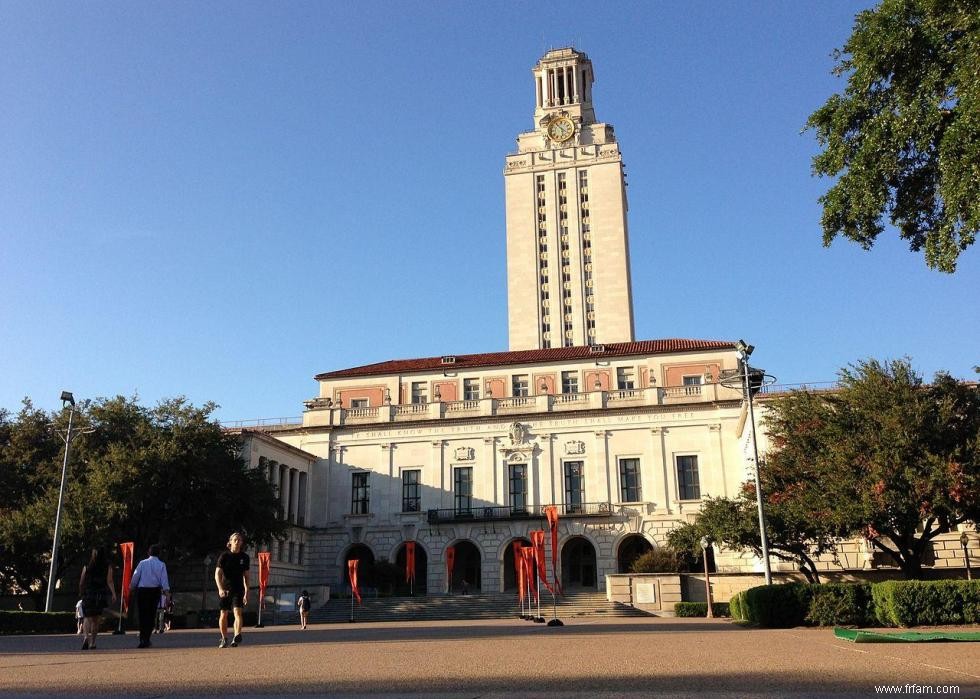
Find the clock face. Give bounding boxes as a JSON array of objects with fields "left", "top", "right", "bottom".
[{"left": 547, "top": 117, "right": 575, "bottom": 143}]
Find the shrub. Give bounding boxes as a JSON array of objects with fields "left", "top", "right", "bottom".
[
  {"left": 674, "top": 601, "right": 730, "bottom": 617},
  {"left": 0, "top": 611, "right": 76, "bottom": 635},
  {"left": 873, "top": 580, "right": 980, "bottom": 627},
  {"left": 629, "top": 548, "right": 684, "bottom": 574},
  {"left": 729, "top": 591, "right": 745, "bottom": 621},
  {"left": 806, "top": 583, "right": 874, "bottom": 627},
  {"left": 740, "top": 583, "right": 812, "bottom": 628}
]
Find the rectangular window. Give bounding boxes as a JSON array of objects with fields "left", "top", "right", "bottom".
[
  {"left": 682, "top": 375, "right": 702, "bottom": 396},
  {"left": 454, "top": 467, "right": 473, "bottom": 514},
  {"left": 402, "top": 469, "right": 421, "bottom": 513},
  {"left": 676, "top": 455, "right": 701, "bottom": 501},
  {"left": 463, "top": 378, "right": 480, "bottom": 401},
  {"left": 619, "top": 458, "right": 642, "bottom": 502},
  {"left": 351, "top": 472, "right": 369, "bottom": 514},
  {"left": 564, "top": 461, "right": 585, "bottom": 513},
  {"left": 509, "top": 463, "right": 527, "bottom": 513},
  {"left": 512, "top": 374, "right": 529, "bottom": 397},
  {"left": 350, "top": 398, "right": 369, "bottom": 408},
  {"left": 616, "top": 367, "right": 636, "bottom": 390},
  {"left": 561, "top": 371, "right": 578, "bottom": 394},
  {"left": 411, "top": 382, "right": 428, "bottom": 404}
]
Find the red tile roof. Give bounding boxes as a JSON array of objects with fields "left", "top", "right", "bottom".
[{"left": 315, "top": 339, "right": 736, "bottom": 380}]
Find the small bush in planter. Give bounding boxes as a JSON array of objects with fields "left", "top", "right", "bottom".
[
  {"left": 806, "top": 583, "right": 874, "bottom": 627},
  {"left": 629, "top": 548, "right": 685, "bottom": 574},
  {"left": 740, "top": 583, "right": 812, "bottom": 628},
  {"left": 674, "top": 601, "right": 730, "bottom": 617}
]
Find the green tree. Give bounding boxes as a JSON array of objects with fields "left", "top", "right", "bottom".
[
  {"left": 0, "top": 396, "right": 286, "bottom": 607},
  {"left": 763, "top": 359, "right": 980, "bottom": 578},
  {"left": 806, "top": 0, "right": 980, "bottom": 273}
]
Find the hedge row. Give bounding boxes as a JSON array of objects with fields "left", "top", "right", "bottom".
[
  {"left": 674, "top": 601, "right": 730, "bottom": 617},
  {"left": 728, "top": 580, "right": 980, "bottom": 628},
  {"left": 0, "top": 611, "right": 76, "bottom": 635}
]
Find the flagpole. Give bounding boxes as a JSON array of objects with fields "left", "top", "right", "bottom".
[
  {"left": 349, "top": 589, "right": 355, "bottom": 623},
  {"left": 113, "top": 593, "right": 125, "bottom": 635}
]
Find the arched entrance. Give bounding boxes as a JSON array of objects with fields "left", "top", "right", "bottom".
[
  {"left": 342, "top": 544, "right": 375, "bottom": 590},
  {"left": 395, "top": 542, "right": 428, "bottom": 595},
  {"left": 449, "top": 540, "right": 481, "bottom": 593},
  {"left": 617, "top": 534, "right": 653, "bottom": 573},
  {"left": 502, "top": 537, "right": 532, "bottom": 591},
  {"left": 561, "top": 537, "right": 597, "bottom": 589}
]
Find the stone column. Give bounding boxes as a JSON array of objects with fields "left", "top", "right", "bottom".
[
  {"left": 279, "top": 463, "right": 290, "bottom": 521},
  {"left": 289, "top": 468, "right": 299, "bottom": 524},
  {"left": 483, "top": 437, "right": 497, "bottom": 503},
  {"left": 382, "top": 443, "right": 394, "bottom": 521},
  {"left": 432, "top": 440, "right": 447, "bottom": 509},
  {"left": 710, "top": 424, "right": 727, "bottom": 497},
  {"left": 651, "top": 427, "right": 671, "bottom": 514}
]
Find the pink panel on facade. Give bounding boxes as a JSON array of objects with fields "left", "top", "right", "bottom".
[
  {"left": 336, "top": 386, "right": 385, "bottom": 407},
  {"left": 485, "top": 377, "right": 505, "bottom": 399},
  {"left": 585, "top": 370, "right": 610, "bottom": 391},
  {"left": 435, "top": 381, "right": 458, "bottom": 401},
  {"left": 534, "top": 373, "right": 556, "bottom": 394},
  {"left": 664, "top": 363, "right": 720, "bottom": 386}
]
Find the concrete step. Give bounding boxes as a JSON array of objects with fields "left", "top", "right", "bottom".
[{"left": 272, "top": 592, "right": 650, "bottom": 625}]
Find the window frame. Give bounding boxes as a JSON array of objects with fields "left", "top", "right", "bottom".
[
  {"left": 411, "top": 381, "right": 428, "bottom": 404},
  {"left": 512, "top": 374, "right": 530, "bottom": 397},
  {"left": 350, "top": 398, "right": 370, "bottom": 409},
  {"left": 454, "top": 466, "right": 473, "bottom": 515},
  {"left": 401, "top": 468, "right": 421, "bottom": 513},
  {"left": 462, "top": 378, "right": 480, "bottom": 401},
  {"left": 351, "top": 472, "right": 370, "bottom": 514},
  {"left": 561, "top": 370, "right": 579, "bottom": 394},
  {"left": 618, "top": 457, "right": 643, "bottom": 503},
  {"left": 675, "top": 454, "right": 701, "bottom": 501},
  {"left": 509, "top": 462, "right": 528, "bottom": 513},
  {"left": 616, "top": 367, "right": 636, "bottom": 390},
  {"left": 563, "top": 460, "right": 585, "bottom": 513}
]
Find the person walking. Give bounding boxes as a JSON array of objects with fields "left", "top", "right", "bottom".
[
  {"left": 215, "top": 532, "right": 250, "bottom": 648},
  {"left": 297, "top": 590, "right": 311, "bottom": 630},
  {"left": 78, "top": 547, "right": 116, "bottom": 650},
  {"left": 129, "top": 544, "right": 170, "bottom": 649},
  {"left": 75, "top": 599, "right": 84, "bottom": 635}
]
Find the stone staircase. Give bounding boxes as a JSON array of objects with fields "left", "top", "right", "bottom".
[{"left": 275, "top": 590, "right": 650, "bottom": 625}]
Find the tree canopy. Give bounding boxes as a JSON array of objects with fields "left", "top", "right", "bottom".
[
  {"left": 0, "top": 396, "right": 286, "bottom": 604},
  {"left": 806, "top": 0, "right": 980, "bottom": 272},
  {"left": 762, "top": 359, "right": 980, "bottom": 578}
]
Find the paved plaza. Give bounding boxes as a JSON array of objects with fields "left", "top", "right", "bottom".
[{"left": 1, "top": 617, "right": 978, "bottom": 698}]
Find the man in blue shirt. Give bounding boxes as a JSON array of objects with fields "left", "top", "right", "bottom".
[{"left": 129, "top": 544, "right": 170, "bottom": 649}]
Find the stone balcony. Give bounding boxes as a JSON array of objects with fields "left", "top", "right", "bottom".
[{"left": 302, "top": 383, "right": 739, "bottom": 427}]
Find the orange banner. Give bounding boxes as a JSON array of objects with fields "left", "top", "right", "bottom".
[
  {"left": 515, "top": 543, "right": 525, "bottom": 603},
  {"left": 405, "top": 541, "right": 416, "bottom": 583},
  {"left": 119, "top": 542, "right": 134, "bottom": 613},
  {"left": 257, "top": 552, "right": 271, "bottom": 609},
  {"left": 530, "top": 530, "right": 554, "bottom": 594},
  {"left": 348, "top": 559, "right": 362, "bottom": 604},
  {"left": 522, "top": 547, "right": 537, "bottom": 599},
  {"left": 445, "top": 546, "right": 455, "bottom": 592},
  {"left": 544, "top": 505, "right": 562, "bottom": 595}
]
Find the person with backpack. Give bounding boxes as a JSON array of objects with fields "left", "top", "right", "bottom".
[{"left": 297, "top": 590, "right": 311, "bottom": 630}]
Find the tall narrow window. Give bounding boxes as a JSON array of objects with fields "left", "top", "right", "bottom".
[
  {"left": 564, "top": 461, "right": 585, "bottom": 513},
  {"left": 682, "top": 375, "right": 702, "bottom": 396},
  {"left": 411, "top": 381, "right": 428, "bottom": 404},
  {"left": 402, "top": 469, "right": 421, "bottom": 513},
  {"left": 454, "top": 467, "right": 473, "bottom": 514},
  {"left": 561, "top": 371, "right": 579, "bottom": 394},
  {"left": 509, "top": 463, "right": 527, "bottom": 513},
  {"left": 619, "top": 458, "right": 642, "bottom": 502},
  {"left": 676, "top": 455, "right": 701, "bottom": 501},
  {"left": 512, "top": 374, "right": 529, "bottom": 397},
  {"left": 463, "top": 378, "right": 480, "bottom": 400},
  {"left": 351, "top": 473, "right": 369, "bottom": 514}
]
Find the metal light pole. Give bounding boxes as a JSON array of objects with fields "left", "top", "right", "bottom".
[
  {"left": 736, "top": 340, "right": 773, "bottom": 586},
  {"left": 45, "top": 392, "right": 93, "bottom": 612},
  {"left": 700, "top": 536, "right": 714, "bottom": 618}
]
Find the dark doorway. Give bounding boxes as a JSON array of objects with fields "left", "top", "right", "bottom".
[
  {"left": 617, "top": 535, "right": 653, "bottom": 573},
  {"left": 561, "top": 537, "right": 597, "bottom": 589},
  {"left": 343, "top": 544, "right": 375, "bottom": 591},
  {"left": 503, "top": 537, "right": 532, "bottom": 591},
  {"left": 450, "top": 540, "right": 481, "bottom": 593},
  {"left": 395, "top": 542, "right": 429, "bottom": 595}
]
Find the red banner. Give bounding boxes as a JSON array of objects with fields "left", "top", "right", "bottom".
[
  {"left": 514, "top": 543, "right": 525, "bottom": 603},
  {"left": 257, "top": 552, "right": 271, "bottom": 609},
  {"left": 348, "top": 559, "right": 362, "bottom": 604},
  {"left": 530, "top": 530, "right": 554, "bottom": 594},
  {"left": 405, "top": 541, "right": 416, "bottom": 583},
  {"left": 119, "top": 542, "right": 134, "bottom": 613},
  {"left": 522, "top": 547, "right": 537, "bottom": 599},
  {"left": 544, "top": 505, "right": 562, "bottom": 595},
  {"left": 445, "top": 546, "right": 455, "bottom": 592}
]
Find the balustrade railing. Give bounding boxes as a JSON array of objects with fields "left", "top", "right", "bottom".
[{"left": 426, "top": 501, "right": 613, "bottom": 524}]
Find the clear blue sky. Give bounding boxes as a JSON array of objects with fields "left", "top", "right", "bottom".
[{"left": 2, "top": 1, "right": 977, "bottom": 423}]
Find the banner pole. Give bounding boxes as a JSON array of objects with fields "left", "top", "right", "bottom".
[{"left": 113, "top": 592, "right": 125, "bottom": 635}]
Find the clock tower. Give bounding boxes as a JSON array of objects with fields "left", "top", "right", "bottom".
[{"left": 505, "top": 47, "right": 635, "bottom": 351}]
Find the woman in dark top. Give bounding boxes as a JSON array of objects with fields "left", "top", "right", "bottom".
[{"left": 79, "top": 547, "right": 116, "bottom": 650}]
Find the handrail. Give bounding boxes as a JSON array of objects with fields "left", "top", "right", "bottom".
[{"left": 426, "top": 501, "right": 612, "bottom": 524}]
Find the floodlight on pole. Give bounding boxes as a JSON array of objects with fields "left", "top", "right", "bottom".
[
  {"left": 44, "top": 391, "right": 93, "bottom": 612},
  {"left": 736, "top": 340, "right": 773, "bottom": 586}
]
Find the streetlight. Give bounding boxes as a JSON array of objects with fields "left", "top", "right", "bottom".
[
  {"left": 735, "top": 340, "right": 773, "bottom": 586},
  {"left": 961, "top": 532, "right": 973, "bottom": 581},
  {"left": 45, "top": 391, "right": 93, "bottom": 612},
  {"left": 700, "top": 536, "right": 714, "bottom": 619}
]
